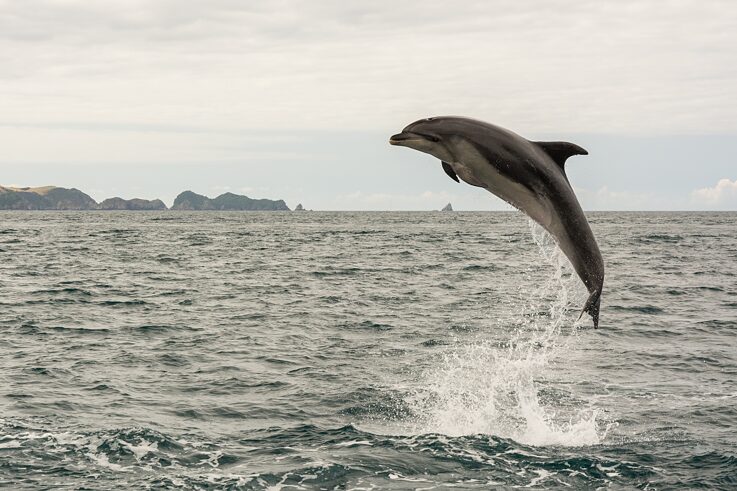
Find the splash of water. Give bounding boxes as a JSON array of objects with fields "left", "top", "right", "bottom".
[{"left": 406, "top": 221, "right": 601, "bottom": 447}]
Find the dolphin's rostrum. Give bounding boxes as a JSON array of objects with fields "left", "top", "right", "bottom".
[{"left": 390, "top": 116, "right": 604, "bottom": 327}]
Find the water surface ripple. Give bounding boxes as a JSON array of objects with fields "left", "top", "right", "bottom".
[{"left": 1, "top": 211, "right": 735, "bottom": 489}]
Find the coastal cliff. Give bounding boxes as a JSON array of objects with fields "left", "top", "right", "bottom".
[{"left": 0, "top": 186, "right": 97, "bottom": 210}]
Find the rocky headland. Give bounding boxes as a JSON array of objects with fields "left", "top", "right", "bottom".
[{"left": 0, "top": 186, "right": 96, "bottom": 210}]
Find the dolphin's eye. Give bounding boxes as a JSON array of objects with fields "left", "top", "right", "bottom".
[{"left": 427, "top": 135, "right": 439, "bottom": 142}]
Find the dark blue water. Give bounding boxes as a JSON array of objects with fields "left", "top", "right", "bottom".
[{"left": 1, "top": 211, "right": 735, "bottom": 489}]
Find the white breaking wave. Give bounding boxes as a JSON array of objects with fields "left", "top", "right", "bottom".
[{"left": 405, "top": 221, "right": 602, "bottom": 447}]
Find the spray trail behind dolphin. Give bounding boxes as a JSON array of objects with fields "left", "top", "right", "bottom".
[{"left": 403, "top": 223, "right": 604, "bottom": 446}]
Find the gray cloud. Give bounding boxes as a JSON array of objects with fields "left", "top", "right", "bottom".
[
  {"left": 1, "top": 1, "right": 736, "bottom": 209},
  {"left": 2, "top": 0, "right": 736, "bottom": 133}
]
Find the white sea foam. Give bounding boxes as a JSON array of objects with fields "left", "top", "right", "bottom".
[
  {"left": 334, "top": 439, "right": 373, "bottom": 447},
  {"left": 85, "top": 451, "right": 129, "bottom": 472},
  {"left": 406, "top": 222, "right": 601, "bottom": 447},
  {"left": 120, "top": 438, "right": 159, "bottom": 461}
]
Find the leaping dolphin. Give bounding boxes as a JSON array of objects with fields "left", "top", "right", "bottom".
[{"left": 390, "top": 116, "right": 604, "bottom": 327}]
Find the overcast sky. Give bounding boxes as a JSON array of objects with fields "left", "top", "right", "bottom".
[{"left": 1, "top": 0, "right": 736, "bottom": 209}]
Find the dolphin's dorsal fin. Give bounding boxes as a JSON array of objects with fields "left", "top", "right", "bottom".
[
  {"left": 441, "top": 161, "right": 460, "bottom": 182},
  {"left": 534, "top": 141, "right": 588, "bottom": 171}
]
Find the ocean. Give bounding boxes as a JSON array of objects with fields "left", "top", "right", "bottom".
[{"left": 0, "top": 211, "right": 735, "bottom": 489}]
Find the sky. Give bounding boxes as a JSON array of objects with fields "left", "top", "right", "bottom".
[{"left": 1, "top": 0, "right": 736, "bottom": 210}]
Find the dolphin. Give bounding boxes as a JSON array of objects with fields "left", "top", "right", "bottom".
[{"left": 389, "top": 116, "right": 604, "bottom": 327}]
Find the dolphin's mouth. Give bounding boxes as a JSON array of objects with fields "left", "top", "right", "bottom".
[{"left": 389, "top": 132, "right": 426, "bottom": 145}]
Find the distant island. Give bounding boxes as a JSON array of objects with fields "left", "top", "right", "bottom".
[
  {"left": 441, "top": 203, "right": 453, "bottom": 211},
  {"left": 0, "top": 186, "right": 291, "bottom": 211},
  {"left": 98, "top": 197, "right": 168, "bottom": 210},
  {"left": 171, "top": 191, "right": 289, "bottom": 211}
]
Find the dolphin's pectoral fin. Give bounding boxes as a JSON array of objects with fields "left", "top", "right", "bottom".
[
  {"left": 578, "top": 288, "right": 602, "bottom": 328},
  {"left": 534, "top": 141, "right": 588, "bottom": 172},
  {"left": 441, "top": 161, "right": 460, "bottom": 183}
]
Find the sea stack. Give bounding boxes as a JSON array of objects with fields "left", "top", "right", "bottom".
[
  {"left": 295, "top": 203, "right": 304, "bottom": 211},
  {"left": 441, "top": 203, "right": 453, "bottom": 211}
]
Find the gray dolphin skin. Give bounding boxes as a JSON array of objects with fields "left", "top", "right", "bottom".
[{"left": 390, "top": 116, "right": 604, "bottom": 327}]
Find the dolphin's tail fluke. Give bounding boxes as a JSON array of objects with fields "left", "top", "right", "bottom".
[{"left": 578, "top": 289, "right": 601, "bottom": 328}]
